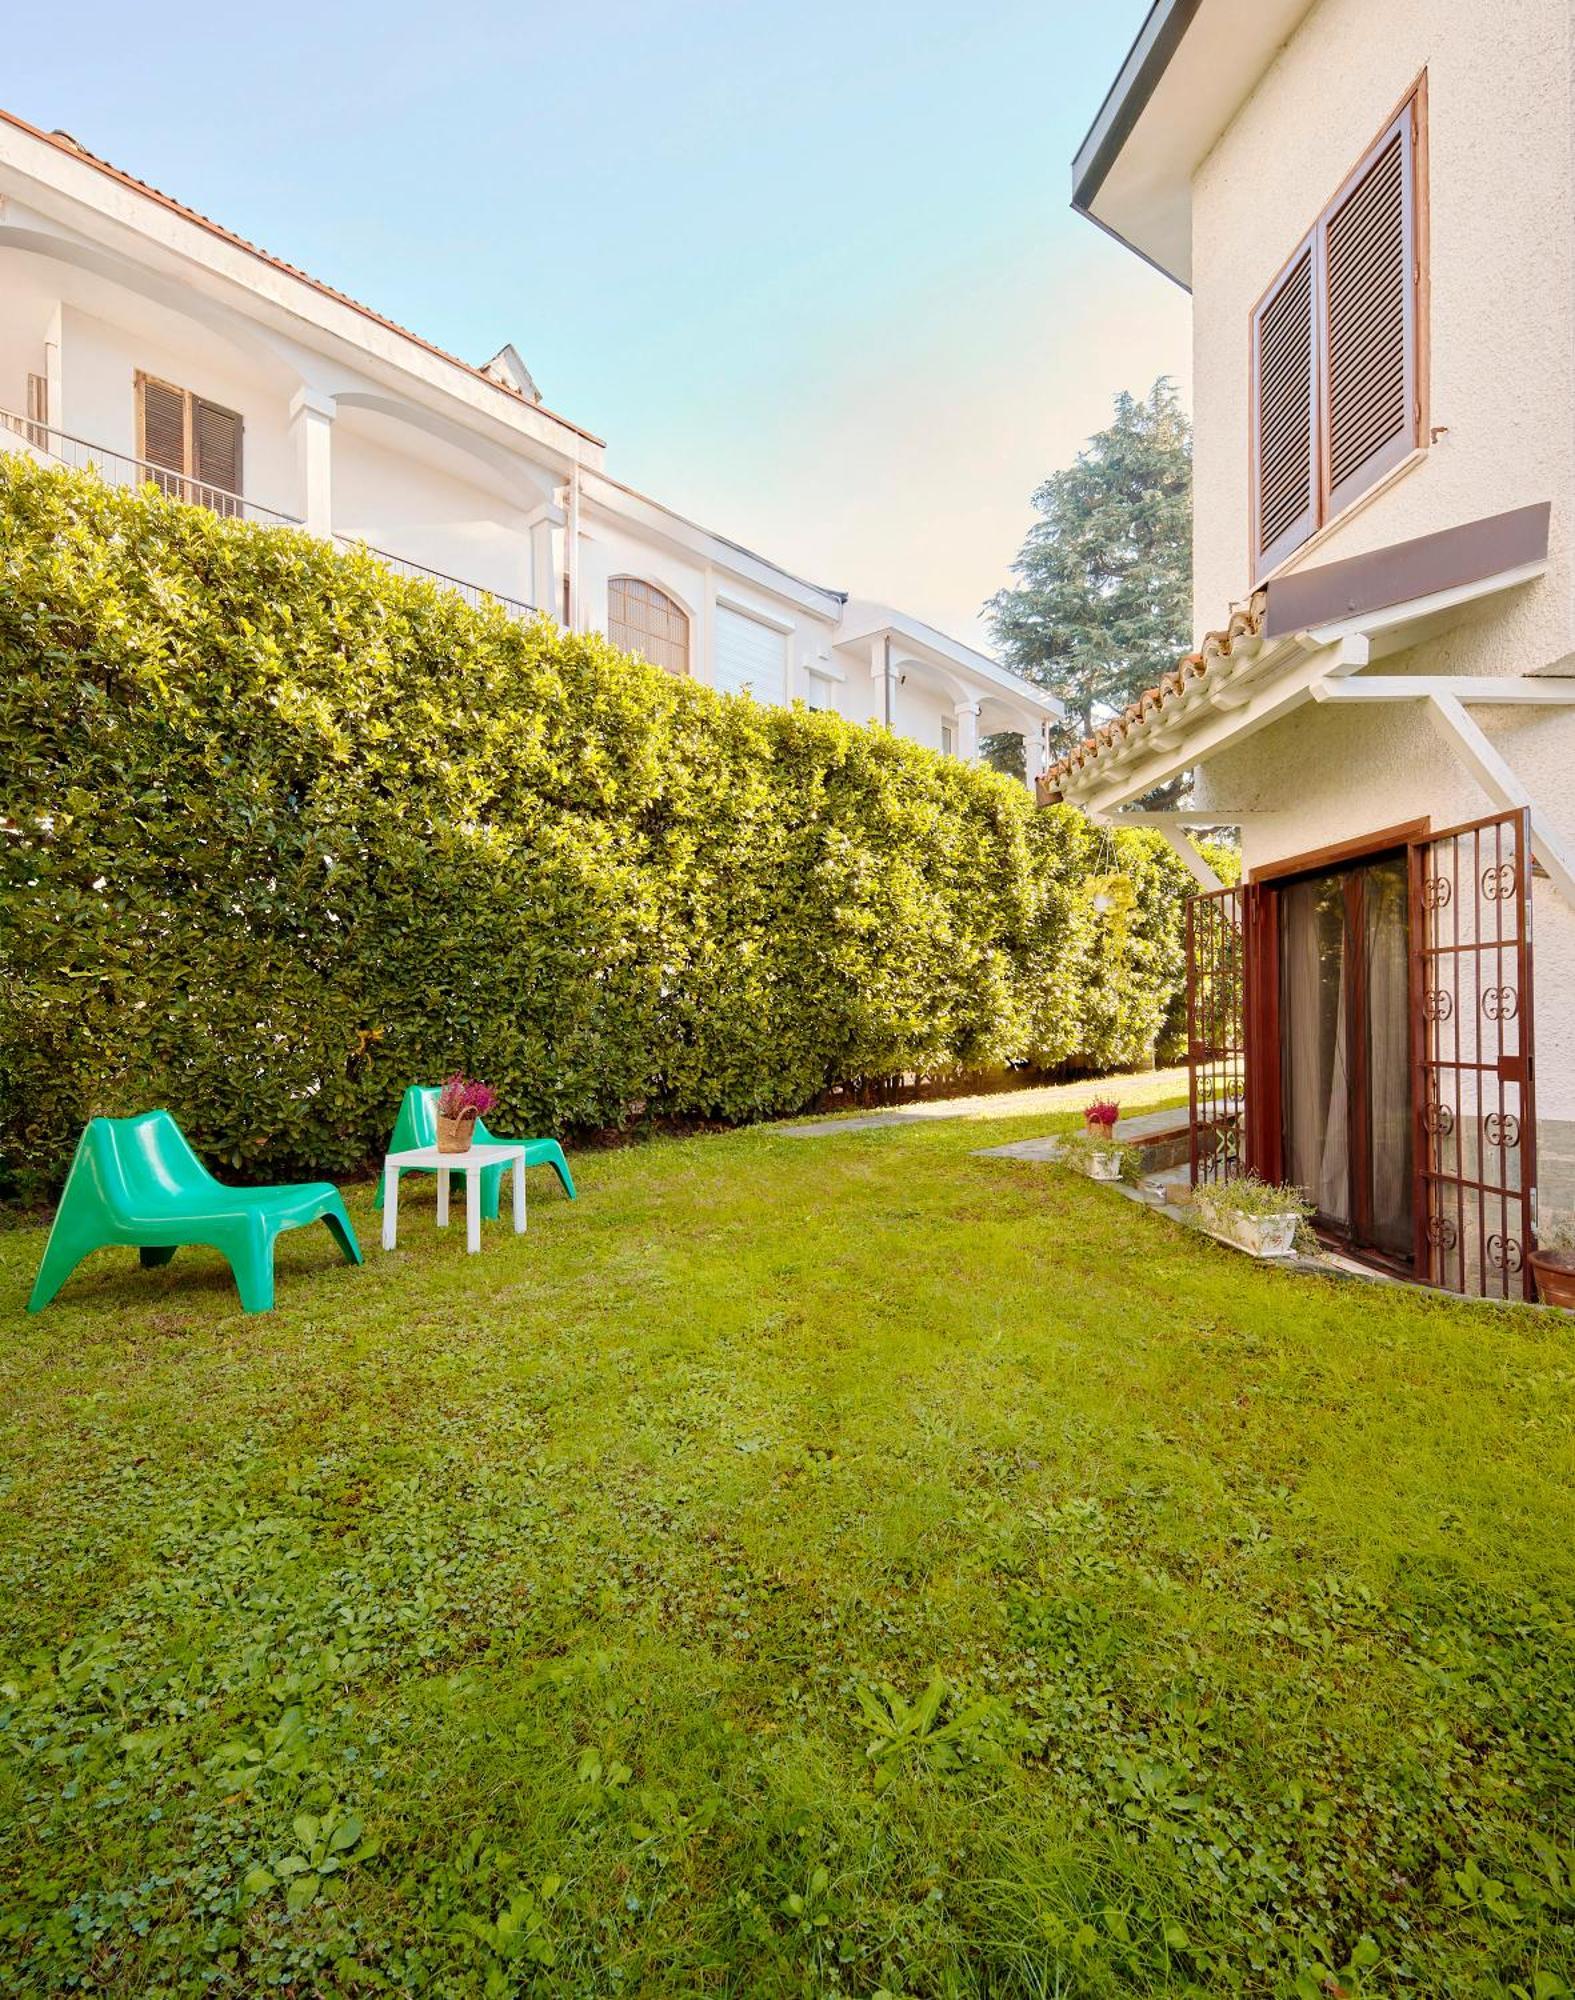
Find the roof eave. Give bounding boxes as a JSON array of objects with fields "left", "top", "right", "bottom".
[
  {"left": 0, "top": 106, "right": 606, "bottom": 449},
  {"left": 1044, "top": 524, "right": 1555, "bottom": 812},
  {"left": 1070, "top": 0, "right": 1201, "bottom": 287},
  {"left": 834, "top": 608, "right": 1063, "bottom": 718}
]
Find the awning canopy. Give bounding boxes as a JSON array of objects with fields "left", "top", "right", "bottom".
[{"left": 1043, "top": 504, "right": 1552, "bottom": 812}]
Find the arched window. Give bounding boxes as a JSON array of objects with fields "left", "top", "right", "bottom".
[{"left": 608, "top": 577, "right": 689, "bottom": 677}]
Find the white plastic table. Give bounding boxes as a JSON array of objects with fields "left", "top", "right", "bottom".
[{"left": 381, "top": 1142, "right": 527, "bottom": 1254}]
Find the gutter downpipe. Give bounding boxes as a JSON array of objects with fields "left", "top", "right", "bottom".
[{"left": 566, "top": 462, "right": 582, "bottom": 632}]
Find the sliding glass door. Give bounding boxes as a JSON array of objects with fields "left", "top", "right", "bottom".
[{"left": 1278, "top": 851, "right": 1413, "bottom": 1261}]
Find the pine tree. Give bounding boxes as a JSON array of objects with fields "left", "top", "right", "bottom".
[{"left": 985, "top": 378, "right": 1192, "bottom": 798}]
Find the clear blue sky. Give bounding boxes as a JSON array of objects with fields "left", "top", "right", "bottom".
[{"left": 11, "top": 0, "right": 1190, "bottom": 641}]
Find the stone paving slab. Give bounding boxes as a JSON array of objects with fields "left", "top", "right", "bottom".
[
  {"left": 975, "top": 1136, "right": 1064, "bottom": 1161},
  {"left": 778, "top": 1114, "right": 911, "bottom": 1138},
  {"left": 777, "top": 1077, "right": 1189, "bottom": 1141},
  {"left": 972, "top": 1106, "right": 1189, "bottom": 1161}
]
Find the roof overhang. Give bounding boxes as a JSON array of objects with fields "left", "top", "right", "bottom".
[
  {"left": 1047, "top": 505, "right": 1553, "bottom": 814},
  {"left": 580, "top": 472, "right": 847, "bottom": 622},
  {"left": 0, "top": 107, "right": 605, "bottom": 460},
  {"left": 833, "top": 604, "right": 1063, "bottom": 720},
  {"left": 1071, "top": 0, "right": 1318, "bottom": 287}
]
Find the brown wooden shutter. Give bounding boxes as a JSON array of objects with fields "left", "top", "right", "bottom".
[
  {"left": 1323, "top": 110, "right": 1416, "bottom": 514},
  {"left": 1252, "top": 240, "right": 1319, "bottom": 575},
  {"left": 1249, "top": 79, "right": 1425, "bottom": 581},
  {"left": 139, "top": 375, "right": 187, "bottom": 476},
  {"left": 193, "top": 397, "right": 243, "bottom": 512}
]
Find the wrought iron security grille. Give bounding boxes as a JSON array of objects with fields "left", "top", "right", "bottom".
[
  {"left": 1187, "top": 885, "right": 1246, "bottom": 1186},
  {"left": 1413, "top": 809, "right": 1537, "bottom": 1300}
]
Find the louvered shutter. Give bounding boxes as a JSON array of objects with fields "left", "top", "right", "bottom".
[
  {"left": 25, "top": 372, "right": 48, "bottom": 447},
  {"left": 193, "top": 398, "right": 244, "bottom": 514},
  {"left": 139, "top": 376, "right": 187, "bottom": 480},
  {"left": 1252, "top": 239, "right": 1318, "bottom": 575},
  {"left": 1323, "top": 110, "right": 1416, "bottom": 515}
]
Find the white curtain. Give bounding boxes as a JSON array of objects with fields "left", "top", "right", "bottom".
[
  {"left": 1363, "top": 857, "right": 1413, "bottom": 1254},
  {"left": 1280, "top": 877, "right": 1350, "bottom": 1222}
]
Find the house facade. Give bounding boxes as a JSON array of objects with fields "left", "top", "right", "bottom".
[
  {"left": 0, "top": 111, "right": 1057, "bottom": 772},
  {"left": 1051, "top": 0, "right": 1575, "bottom": 1299}
]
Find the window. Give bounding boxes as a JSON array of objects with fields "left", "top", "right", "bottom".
[
  {"left": 608, "top": 576, "right": 689, "bottom": 675},
  {"left": 713, "top": 604, "right": 787, "bottom": 703},
  {"left": 135, "top": 372, "right": 244, "bottom": 515},
  {"left": 940, "top": 719, "right": 955, "bottom": 755},
  {"left": 1251, "top": 81, "right": 1425, "bottom": 579}
]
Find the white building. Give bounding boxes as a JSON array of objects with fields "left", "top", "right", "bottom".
[
  {"left": 1049, "top": 0, "right": 1575, "bottom": 1303},
  {"left": 0, "top": 110, "right": 1058, "bottom": 774}
]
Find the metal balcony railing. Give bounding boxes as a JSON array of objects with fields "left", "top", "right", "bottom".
[
  {"left": 0, "top": 408, "right": 540, "bottom": 625},
  {"left": 0, "top": 408, "right": 303, "bottom": 526},
  {"left": 331, "top": 536, "right": 536, "bottom": 623}
]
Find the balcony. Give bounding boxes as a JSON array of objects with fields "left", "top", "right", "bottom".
[
  {"left": 1, "top": 408, "right": 536, "bottom": 624},
  {"left": 1, "top": 407, "right": 301, "bottom": 525},
  {"left": 330, "top": 536, "right": 534, "bottom": 623}
]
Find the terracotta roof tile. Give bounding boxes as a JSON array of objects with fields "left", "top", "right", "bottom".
[
  {"left": 1037, "top": 591, "right": 1267, "bottom": 800},
  {"left": 0, "top": 109, "right": 603, "bottom": 448}
]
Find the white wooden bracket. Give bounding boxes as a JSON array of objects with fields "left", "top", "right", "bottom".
[
  {"left": 1309, "top": 674, "right": 1575, "bottom": 907},
  {"left": 1426, "top": 692, "right": 1575, "bottom": 910},
  {"left": 1158, "top": 826, "right": 1224, "bottom": 891}
]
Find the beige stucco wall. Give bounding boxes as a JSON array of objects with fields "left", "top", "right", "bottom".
[
  {"left": 1191, "top": 0, "right": 1574, "bottom": 665},
  {"left": 1203, "top": 692, "right": 1575, "bottom": 1127},
  {"left": 1188, "top": 0, "right": 1575, "bottom": 1134}
]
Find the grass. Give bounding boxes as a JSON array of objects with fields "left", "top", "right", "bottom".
[{"left": 1, "top": 1074, "right": 1572, "bottom": 1997}]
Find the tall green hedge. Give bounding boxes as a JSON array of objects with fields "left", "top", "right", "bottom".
[{"left": 0, "top": 459, "right": 1203, "bottom": 1202}]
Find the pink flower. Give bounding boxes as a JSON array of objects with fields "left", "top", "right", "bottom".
[
  {"left": 1083, "top": 1097, "right": 1120, "bottom": 1130},
  {"left": 437, "top": 1073, "right": 497, "bottom": 1121}
]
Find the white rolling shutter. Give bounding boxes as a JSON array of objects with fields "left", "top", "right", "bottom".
[{"left": 714, "top": 605, "right": 786, "bottom": 703}]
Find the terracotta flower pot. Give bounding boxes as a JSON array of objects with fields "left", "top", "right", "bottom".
[
  {"left": 435, "top": 1112, "right": 476, "bottom": 1155},
  {"left": 1530, "top": 1249, "right": 1575, "bottom": 1310}
]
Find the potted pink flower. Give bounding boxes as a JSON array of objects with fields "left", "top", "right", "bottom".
[
  {"left": 1083, "top": 1097, "right": 1120, "bottom": 1136},
  {"left": 435, "top": 1073, "right": 497, "bottom": 1155}
]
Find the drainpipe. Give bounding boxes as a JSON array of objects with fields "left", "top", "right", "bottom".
[{"left": 565, "top": 462, "right": 582, "bottom": 632}]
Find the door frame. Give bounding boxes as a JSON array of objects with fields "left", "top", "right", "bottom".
[
  {"left": 1215, "top": 809, "right": 1539, "bottom": 1297},
  {"left": 1246, "top": 821, "right": 1429, "bottom": 1246}
]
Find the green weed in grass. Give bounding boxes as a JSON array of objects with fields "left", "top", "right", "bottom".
[{"left": 1, "top": 1079, "right": 1572, "bottom": 1995}]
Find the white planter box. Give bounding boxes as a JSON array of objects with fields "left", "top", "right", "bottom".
[
  {"left": 1195, "top": 1198, "right": 1299, "bottom": 1258},
  {"left": 1072, "top": 1144, "right": 1125, "bottom": 1182}
]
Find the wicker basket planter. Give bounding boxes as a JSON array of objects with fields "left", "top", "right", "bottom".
[{"left": 435, "top": 1112, "right": 477, "bottom": 1155}]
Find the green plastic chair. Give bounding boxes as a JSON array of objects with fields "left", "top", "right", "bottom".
[
  {"left": 27, "top": 1111, "right": 362, "bottom": 1315},
  {"left": 375, "top": 1086, "right": 577, "bottom": 1220}
]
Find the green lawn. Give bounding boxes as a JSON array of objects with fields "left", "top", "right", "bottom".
[{"left": 2, "top": 1080, "right": 1572, "bottom": 1998}]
